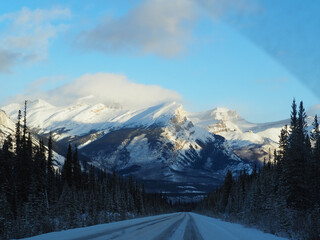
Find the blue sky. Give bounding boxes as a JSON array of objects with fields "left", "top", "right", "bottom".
[{"left": 0, "top": 0, "right": 319, "bottom": 122}]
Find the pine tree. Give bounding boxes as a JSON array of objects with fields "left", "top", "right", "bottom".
[
  {"left": 222, "top": 170, "right": 233, "bottom": 210},
  {"left": 283, "top": 100, "right": 310, "bottom": 209},
  {"left": 89, "top": 164, "right": 95, "bottom": 193},
  {"left": 1, "top": 136, "right": 16, "bottom": 221},
  {"left": 0, "top": 190, "right": 13, "bottom": 239},
  {"left": 17, "top": 107, "right": 32, "bottom": 204},
  {"left": 311, "top": 115, "right": 320, "bottom": 143},
  {"left": 72, "top": 146, "right": 81, "bottom": 189},
  {"left": 278, "top": 125, "right": 288, "bottom": 163},
  {"left": 311, "top": 115, "right": 320, "bottom": 206},
  {"left": 15, "top": 110, "right": 22, "bottom": 153},
  {"left": 297, "top": 101, "right": 308, "bottom": 140},
  {"left": 290, "top": 99, "right": 297, "bottom": 131},
  {"left": 62, "top": 144, "right": 73, "bottom": 187},
  {"left": 22, "top": 101, "right": 28, "bottom": 144},
  {"left": 47, "top": 132, "right": 54, "bottom": 177},
  {"left": 33, "top": 140, "right": 47, "bottom": 199},
  {"left": 134, "top": 181, "right": 142, "bottom": 214},
  {"left": 47, "top": 132, "right": 55, "bottom": 205}
]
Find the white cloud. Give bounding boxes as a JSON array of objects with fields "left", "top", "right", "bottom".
[
  {"left": 26, "top": 75, "right": 66, "bottom": 91},
  {"left": 0, "top": 48, "right": 20, "bottom": 73},
  {"left": 76, "top": 0, "right": 196, "bottom": 57},
  {"left": 7, "top": 73, "right": 183, "bottom": 109},
  {"left": 75, "top": 0, "right": 256, "bottom": 57},
  {"left": 0, "top": 7, "right": 71, "bottom": 72}
]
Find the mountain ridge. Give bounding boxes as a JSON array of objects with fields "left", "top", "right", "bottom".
[
  {"left": 1, "top": 99, "right": 291, "bottom": 164},
  {"left": 1, "top": 98, "right": 299, "bottom": 199}
]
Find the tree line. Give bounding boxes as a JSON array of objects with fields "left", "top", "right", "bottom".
[
  {"left": 198, "top": 99, "right": 320, "bottom": 240},
  {"left": 0, "top": 101, "right": 172, "bottom": 239}
]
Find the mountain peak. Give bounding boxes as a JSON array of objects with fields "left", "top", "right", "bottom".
[
  {"left": 212, "top": 107, "right": 230, "bottom": 112},
  {"left": 210, "top": 108, "right": 242, "bottom": 121},
  {"left": 189, "top": 107, "right": 242, "bottom": 123},
  {"left": 28, "top": 99, "right": 54, "bottom": 109}
]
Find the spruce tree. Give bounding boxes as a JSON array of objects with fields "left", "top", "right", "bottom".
[
  {"left": 278, "top": 125, "right": 288, "bottom": 163},
  {"left": 62, "top": 144, "right": 73, "bottom": 187},
  {"left": 311, "top": 115, "right": 320, "bottom": 143},
  {"left": 47, "top": 132, "right": 54, "bottom": 176},
  {"left": 284, "top": 101, "right": 310, "bottom": 210},
  {"left": 72, "top": 146, "right": 81, "bottom": 189},
  {"left": 17, "top": 106, "right": 32, "bottom": 204},
  {"left": 47, "top": 132, "right": 56, "bottom": 205},
  {"left": 22, "top": 100, "right": 28, "bottom": 144},
  {"left": 89, "top": 164, "right": 95, "bottom": 192},
  {"left": 311, "top": 115, "right": 320, "bottom": 205},
  {"left": 290, "top": 99, "right": 297, "bottom": 131},
  {"left": 222, "top": 170, "right": 233, "bottom": 210},
  {"left": 15, "top": 110, "right": 22, "bottom": 152}
]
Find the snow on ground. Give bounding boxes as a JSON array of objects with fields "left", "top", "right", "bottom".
[
  {"left": 21, "top": 212, "right": 288, "bottom": 240},
  {"left": 190, "top": 213, "right": 288, "bottom": 240}
]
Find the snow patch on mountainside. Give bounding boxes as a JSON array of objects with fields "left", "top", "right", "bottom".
[
  {"left": 2, "top": 98, "right": 291, "bottom": 164},
  {"left": 126, "top": 134, "right": 157, "bottom": 164},
  {"left": 3, "top": 99, "right": 127, "bottom": 137},
  {"left": 0, "top": 105, "right": 66, "bottom": 169},
  {"left": 2, "top": 100, "right": 187, "bottom": 144},
  {"left": 189, "top": 108, "right": 289, "bottom": 162},
  {"left": 0, "top": 99, "right": 258, "bottom": 195},
  {"left": 0, "top": 110, "right": 15, "bottom": 129},
  {"left": 0, "top": 110, "right": 16, "bottom": 145}
]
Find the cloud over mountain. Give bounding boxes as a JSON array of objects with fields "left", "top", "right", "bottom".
[{"left": 6, "top": 73, "right": 183, "bottom": 109}]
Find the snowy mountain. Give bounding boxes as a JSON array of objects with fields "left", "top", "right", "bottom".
[
  {"left": 189, "top": 108, "right": 289, "bottom": 162},
  {"left": 1, "top": 99, "right": 254, "bottom": 198},
  {"left": 2, "top": 98, "right": 297, "bottom": 198},
  {"left": 9, "top": 98, "right": 317, "bottom": 200},
  {"left": 0, "top": 106, "right": 65, "bottom": 169}
]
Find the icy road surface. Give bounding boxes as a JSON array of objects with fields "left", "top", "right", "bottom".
[{"left": 23, "top": 212, "right": 288, "bottom": 240}]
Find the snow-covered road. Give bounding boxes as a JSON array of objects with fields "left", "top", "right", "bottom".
[{"left": 23, "top": 212, "right": 288, "bottom": 240}]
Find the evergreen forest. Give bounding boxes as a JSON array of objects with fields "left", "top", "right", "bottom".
[
  {"left": 198, "top": 100, "right": 320, "bottom": 240},
  {"left": 1, "top": 100, "right": 320, "bottom": 240},
  {"left": 0, "top": 102, "right": 172, "bottom": 239}
]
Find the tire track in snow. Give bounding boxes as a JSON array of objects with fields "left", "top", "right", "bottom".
[
  {"left": 109, "top": 213, "right": 183, "bottom": 240},
  {"left": 183, "top": 213, "right": 204, "bottom": 240},
  {"left": 70, "top": 214, "right": 176, "bottom": 240},
  {"left": 24, "top": 212, "right": 288, "bottom": 240},
  {"left": 153, "top": 213, "right": 185, "bottom": 240}
]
